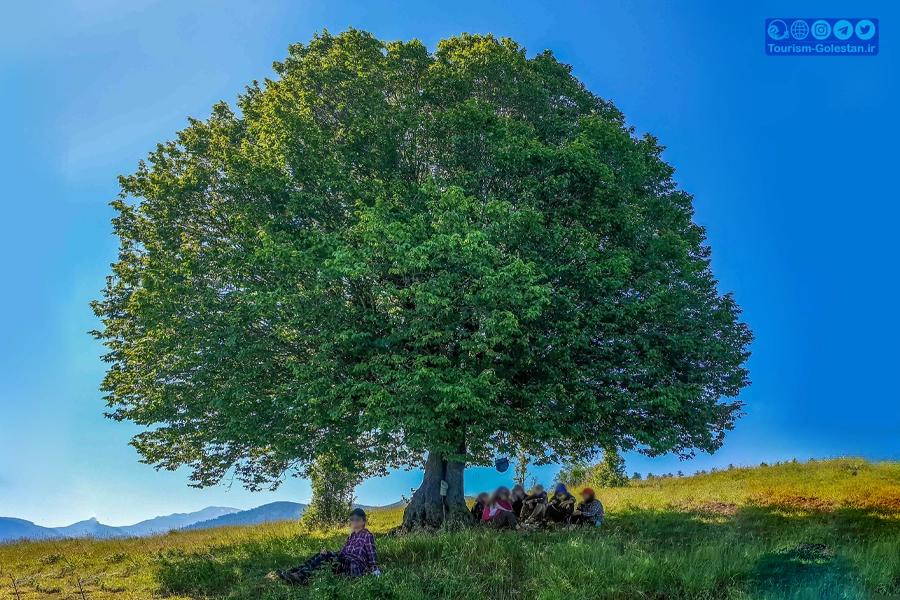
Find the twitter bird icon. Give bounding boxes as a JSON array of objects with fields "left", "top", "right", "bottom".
[{"left": 855, "top": 20, "right": 876, "bottom": 40}]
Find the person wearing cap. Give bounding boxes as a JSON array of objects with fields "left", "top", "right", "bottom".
[
  {"left": 570, "top": 488, "right": 604, "bottom": 526},
  {"left": 273, "top": 508, "right": 380, "bottom": 585},
  {"left": 545, "top": 483, "right": 576, "bottom": 523}
]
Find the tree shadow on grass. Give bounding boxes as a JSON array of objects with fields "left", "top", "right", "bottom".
[
  {"left": 154, "top": 527, "right": 543, "bottom": 600},
  {"left": 154, "top": 530, "right": 354, "bottom": 599},
  {"left": 737, "top": 505, "right": 900, "bottom": 600},
  {"left": 154, "top": 506, "right": 900, "bottom": 600},
  {"left": 748, "top": 542, "right": 864, "bottom": 600}
]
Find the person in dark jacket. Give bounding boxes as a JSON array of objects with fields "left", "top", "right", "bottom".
[
  {"left": 570, "top": 488, "right": 604, "bottom": 526},
  {"left": 510, "top": 484, "right": 526, "bottom": 518},
  {"left": 471, "top": 492, "right": 490, "bottom": 523},
  {"left": 520, "top": 484, "right": 549, "bottom": 523},
  {"left": 273, "top": 508, "right": 380, "bottom": 585},
  {"left": 545, "top": 484, "right": 576, "bottom": 523}
]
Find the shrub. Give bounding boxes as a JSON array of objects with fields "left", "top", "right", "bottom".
[
  {"left": 555, "top": 459, "right": 595, "bottom": 487},
  {"left": 301, "top": 453, "right": 363, "bottom": 528},
  {"left": 558, "top": 448, "right": 630, "bottom": 489}
]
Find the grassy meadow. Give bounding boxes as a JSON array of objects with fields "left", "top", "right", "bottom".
[{"left": 1, "top": 458, "right": 899, "bottom": 600}]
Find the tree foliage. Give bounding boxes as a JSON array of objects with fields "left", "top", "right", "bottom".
[
  {"left": 92, "top": 29, "right": 752, "bottom": 500},
  {"left": 556, "top": 449, "right": 627, "bottom": 489},
  {"left": 300, "top": 453, "right": 362, "bottom": 529},
  {"left": 555, "top": 460, "right": 594, "bottom": 488},
  {"left": 592, "top": 447, "right": 630, "bottom": 488}
]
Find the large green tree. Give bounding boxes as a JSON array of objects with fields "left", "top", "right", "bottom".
[{"left": 93, "top": 29, "right": 752, "bottom": 528}]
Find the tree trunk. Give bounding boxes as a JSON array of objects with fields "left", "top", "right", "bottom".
[{"left": 401, "top": 450, "right": 471, "bottom": 529}]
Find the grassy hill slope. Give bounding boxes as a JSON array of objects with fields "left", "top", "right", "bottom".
[{"left": 1, "top": 458, "right": 898, "bottom": 600}]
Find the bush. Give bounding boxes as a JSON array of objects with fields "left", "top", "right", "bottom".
[
  {"left": 558, "top": 448, "right": 630, "bottom": 489},
  {"left": 592, "top": 448, "right": 630, "bottom": 488},
  {"left": 555, "top": 459, "right": 595, "bottom": 487},
  {"left": 300, "top": 453, "right": 363, "bottom": 528}
]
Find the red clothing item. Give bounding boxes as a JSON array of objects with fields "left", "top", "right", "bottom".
[{"left": 482, "top": 500, "right": 513, "bottom": 521}]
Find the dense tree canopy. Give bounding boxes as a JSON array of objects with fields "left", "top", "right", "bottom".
[{"left": 93, "top": 29, "right": 752, "bottom": 526}]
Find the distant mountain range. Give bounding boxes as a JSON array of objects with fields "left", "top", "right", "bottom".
[
  {"left": 0, "top": 500, "right": 407, "bottom": 543},
  {"left": 178, "top": 500, "right": 408, "bottom": 530},
  {"left": 121, "top": 506, "right": 242, "bottom": 535},
  {"left": 0, "top": 504, "right": 291, "bottom": 543},
  {"left": 184, "top": 501, "right": 306, "bottom": 530}
]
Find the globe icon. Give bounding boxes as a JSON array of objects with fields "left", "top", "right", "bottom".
[{"left": 790, "top": 20, "right": 810, "bottom": 40}]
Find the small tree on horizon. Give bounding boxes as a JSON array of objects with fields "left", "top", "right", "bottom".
[
  {"left": 555, "top": 460, "right": 593, "bottom": 487},
  {"left": 92, "top": 29, "right": 752, "bottom": 529},
  {"left": 514, "top": 449, "right": 534, "bottom": 489},
  {"left": 300, "top": 453, "right": 364, "bottom": 529},
  {"left": 592, "top": 447, "right": 630, "bottom": 488}
]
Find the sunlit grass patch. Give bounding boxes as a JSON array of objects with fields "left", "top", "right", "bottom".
[{"left": 1, "top": 458, "right": 899, "bottom": 599}]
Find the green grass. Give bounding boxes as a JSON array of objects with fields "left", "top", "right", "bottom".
[{"left": 2, "top": 458, "right": 899, "bottom": 600}]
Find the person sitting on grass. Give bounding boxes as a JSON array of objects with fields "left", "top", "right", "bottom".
[
  {"left": 569, "top": 488, "right": 604, "bottom": 526},
  {"left": 510, "top": 484, "right": 526, "bottom": 518},
  {"left": 545, "top": 484, "right": 577, "bottom": 523},
  {"left": 481, "top": 486, "right": 519, "bottom": 528},
  {"left": 471, "top": 492, "right": 490, "bottom": 523},
  {"left": 271, "top": 508, "right": 380, "bottom": 585},
  {"left": 520, "top": 484, "right": 549, "bottom": 524}
]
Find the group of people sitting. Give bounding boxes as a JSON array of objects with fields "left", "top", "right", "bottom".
[{"left": 471, "top": 483, "right": 604, "bottom": 529}]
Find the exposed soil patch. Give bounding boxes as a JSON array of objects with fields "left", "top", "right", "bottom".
[
  {"left": 749, "top": 493, "right": 836, "bottom": 512},
  {"left": 671, "top": 500, "right": 739, "bottom": 517}
]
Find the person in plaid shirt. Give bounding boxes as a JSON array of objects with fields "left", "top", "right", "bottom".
[
  {"left": 569, "top": 488, "right": 604, "bottom": 526},
  {"left": 273, "top": 508, "right": 380, "bottom": 585}
]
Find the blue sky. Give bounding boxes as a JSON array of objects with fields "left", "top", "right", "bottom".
[{"left": 1, "top": 0, "right": 897, "bottom": 527}]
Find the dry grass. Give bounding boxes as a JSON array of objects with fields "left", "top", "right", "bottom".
[{"left": 0, "top": 458, "right": 898, "bottom": 600}]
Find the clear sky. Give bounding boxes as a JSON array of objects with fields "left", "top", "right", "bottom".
[{"left": 1, "top": 0, "right": 897, "bottom": 527}]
